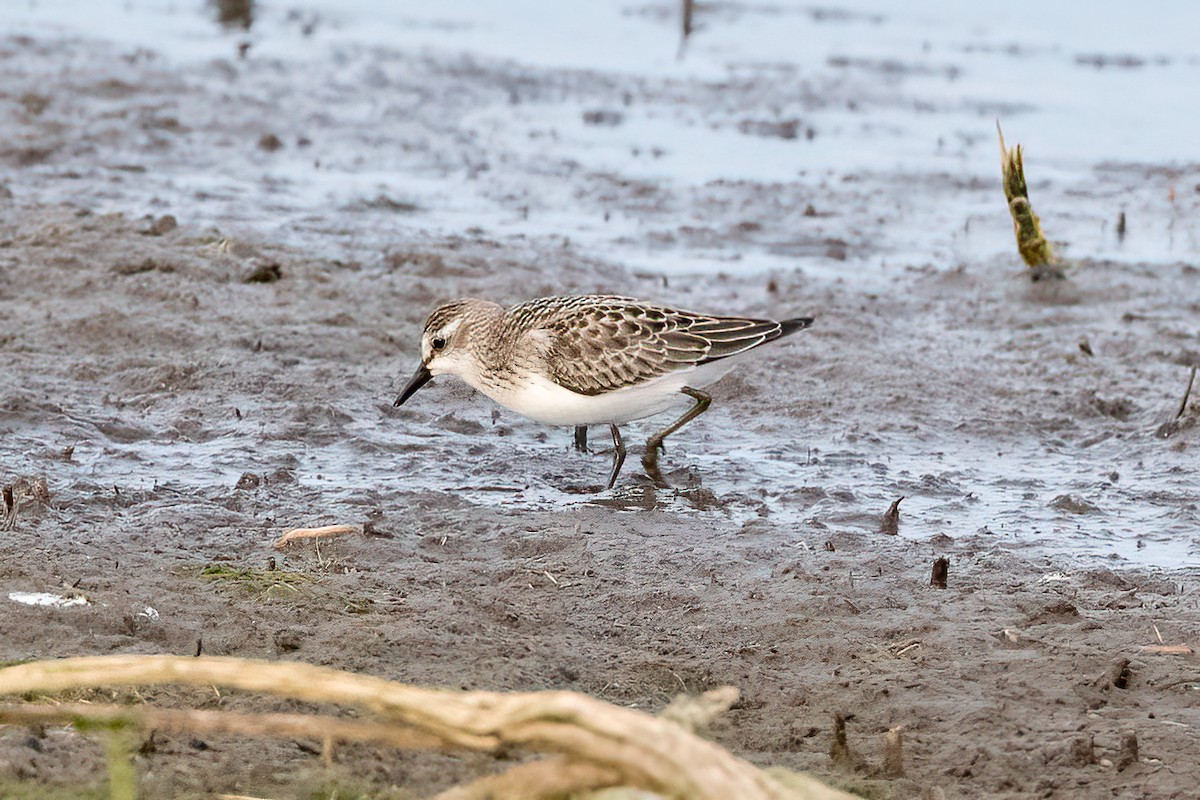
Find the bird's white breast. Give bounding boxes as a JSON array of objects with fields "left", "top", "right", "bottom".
[{"left": 473, "top": 361, "right": 736, "bottom": 427}]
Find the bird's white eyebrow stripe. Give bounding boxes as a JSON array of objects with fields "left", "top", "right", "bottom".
[{"left": 435, "top": 318, "right": 464, "bottom": 338}]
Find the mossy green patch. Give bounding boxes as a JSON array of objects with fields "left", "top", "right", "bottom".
[
  {"left": 196, "top": 563, "right": 374, "bottom": 614},
  {"left": 199, "top": 563, "right": 315, "bottom": 602}
]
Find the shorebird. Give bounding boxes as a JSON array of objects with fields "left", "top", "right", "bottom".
[{"left": 394, "top": 295, "right": 813, "bottom": 489}]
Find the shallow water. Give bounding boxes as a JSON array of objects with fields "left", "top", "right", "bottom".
[{"left": 6, "top": 0, "right": 1198, "bottom": 278}]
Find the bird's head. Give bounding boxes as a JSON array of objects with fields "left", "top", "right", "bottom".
[{"left": 394, "top": 298, "right": 503, "bottom": 406}]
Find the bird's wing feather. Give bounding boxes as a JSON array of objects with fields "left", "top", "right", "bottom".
[
  {"left": 538, "top": 300, "right": 784, "bottom": 396},
  {"left": 687, "top": 318, "right": 783, "bottom": 362}
]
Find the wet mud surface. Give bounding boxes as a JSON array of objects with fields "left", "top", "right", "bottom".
[{"left": 2, "top": 3, "right": 1200, "bottom": 798}]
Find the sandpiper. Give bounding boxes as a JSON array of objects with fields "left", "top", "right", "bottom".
[{"left": 394, "top": 295, "right": 813, "bottom": 489}]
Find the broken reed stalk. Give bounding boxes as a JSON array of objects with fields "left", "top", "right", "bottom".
[
  {"left": 1176, "top": 365, "right": 1196, "bottom": 419},
  {"left": 0, "top": 655, "right": 857, "bottom": 800},
  {"left": 828, "top": 714, "right": 852, "bottom": 766},
  {"left": 997, "top": 122, "right": 1056, "bottom": 274},
  {"left": 882, "top": 725, "right": 904, "bottom": 778},
  {"left": 680, "top": 0, "right": 696, "bottom": 55},
  {"left": 930, "top": 557, "right": 949, "bottom": 589},
  {"left": 880, "top": 497, "right": 903, "bottom": 535},
  {"left": 1155, "top": 365, "right": 1198, "bottom": 438}
]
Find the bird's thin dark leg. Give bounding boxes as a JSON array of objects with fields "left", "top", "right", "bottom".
[
  {"left": 573, "top": 425, "right": 589, "bottom": 453},
  {"left": 642, "top": 387, "right": 711, "bottom": 487},
  {"left": 605, "top": 424, "right": 626, "bottom": 490}
]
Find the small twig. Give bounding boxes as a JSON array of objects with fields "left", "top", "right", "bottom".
[
  {"left": 273, "top": 523, "right": 361, "bottom": 549},
  {"left": 879, "top": 497, "right": 903, "bottom": 535},
  {"left": 882, "top": 725, "right": 904, "bottom": 778},
  {"left": 1139, "top": 644, "right": 1193, "bottom": 655},
  {"left": 1156, "top": 365, "right": 1198, "bottom": 437},
  {"left": 930, "top": 557, "right": 949, "bottom": 589},
  {"left": 679, "top": 0, "right": 696, "bottom": 59},
  {"left": 1175, "top": 365, "right": 1196, "bottom": 420}
]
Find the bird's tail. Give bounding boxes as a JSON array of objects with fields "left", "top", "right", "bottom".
[{"left": 778, "top": 317, "right": 815, "bottom": 337}]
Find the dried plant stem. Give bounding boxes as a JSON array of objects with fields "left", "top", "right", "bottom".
[
  {"left": 0, "top": 703, "right": 445, "bottom": 750},
  {"left": 1175, "top": 365, "right": 1196, "bottom": 419},
  {"left": 882, "top": 725, "right": 904, "bottom": 778},
  {"left": 274, "top": 523, "right": 361, "bottom": 549},
  {"left": 0, "top": 655, "right": 856, "bottom": 800},
  {"left": 879, "top": 496, "right": 903, "bottom": 535},
  {"left": 997, "top": 122, "right": 1056, "bottom": 272},
  {"left": 432, "top": 757, "right": 622, "bottom": 800},
  {"left": 106, "top": 726, "right": 138, "bottom": 800},
  {"left": 680, "top": 0, "right": 696, "bottom": 57}
]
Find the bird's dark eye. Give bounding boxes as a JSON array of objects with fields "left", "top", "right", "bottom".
[{"left": 431, "top": 336, "right": 447, "bottom": 351}]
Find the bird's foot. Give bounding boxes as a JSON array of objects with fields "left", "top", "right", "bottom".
[{"left": 641, "top": 448, "right": 670, "bottom": 489}]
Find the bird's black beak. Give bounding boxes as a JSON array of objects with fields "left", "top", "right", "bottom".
[{"left": 394, "top": 363, "right": 433, "bottom": 407}]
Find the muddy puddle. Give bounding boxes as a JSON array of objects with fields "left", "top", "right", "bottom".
[{"left": 2, "top": 2, "right": 1200, "bottom": 798}]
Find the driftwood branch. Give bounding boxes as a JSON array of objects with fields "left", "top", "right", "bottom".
[
  {"left": 0, "top": 703, "right": 444, "bottom": 751},
  {"left": 431, "top": 756, "right": 623, "bottom": 800},
  {"left": 0, "top": 655, "right": 856, "bottom": 800}
]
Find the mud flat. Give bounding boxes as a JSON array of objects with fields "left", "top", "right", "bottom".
[{"left": 2, "top": 2, "right": 1200, "bottom": 798}]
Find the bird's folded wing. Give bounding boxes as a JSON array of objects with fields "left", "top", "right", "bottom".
[{"left": 541, "top": 304, "right": 782, "bottom": 396}]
